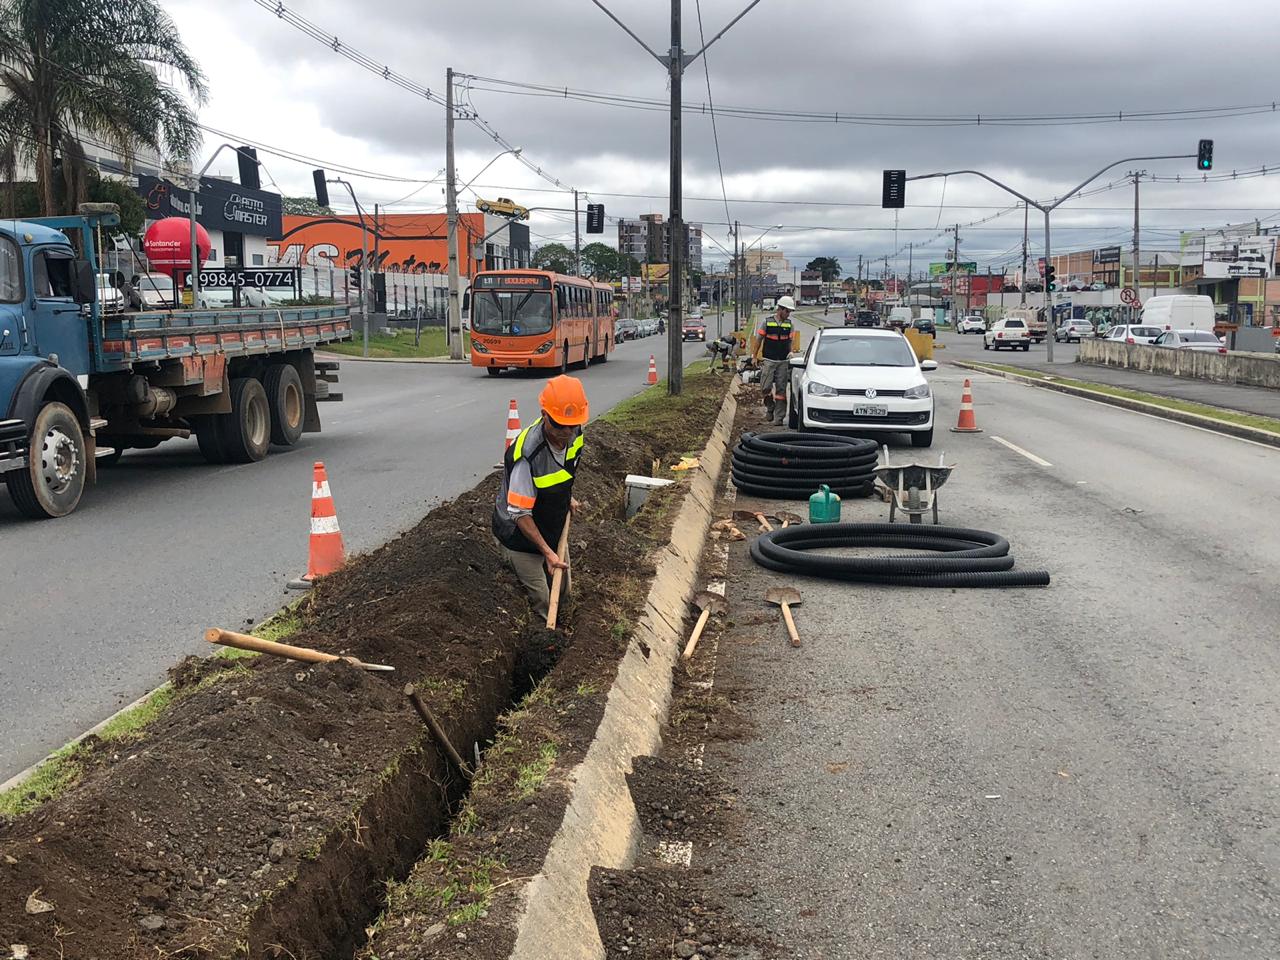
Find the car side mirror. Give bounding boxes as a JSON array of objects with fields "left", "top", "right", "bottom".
[
  {"left": 920, "top": 359, "right": 938, "bottom": 372},
  {"left": 788, "top": 355, "right": 805, "bottom": 368},
  {"left": 73, "top": 260, "right": 96, "bottom": 304},
  {"left": 461, "top": 290, "right": 471, "bottom": 312}
]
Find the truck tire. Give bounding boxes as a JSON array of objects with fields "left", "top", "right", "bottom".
[
  {"left": 7, "top": 402, "right": 87, "bottom": 519},
  {"left": 264, "top": 363, "right": 305, "bottom": 446},
  {"left": 221, "top": 377, "right": 271, "bottom": 463},
  {"left": 193, "top": 415, "right": 227, "bottom": 464}
]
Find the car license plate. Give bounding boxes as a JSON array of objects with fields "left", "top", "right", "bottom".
[{"left": 853, "top": 404, "right": 888, "bottom": 417}]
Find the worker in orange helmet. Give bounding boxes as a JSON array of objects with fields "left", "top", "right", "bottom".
[{"left": 493, "top": 374, "right": 589, "bottom": 620}]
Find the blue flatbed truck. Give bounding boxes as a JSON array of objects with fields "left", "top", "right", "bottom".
[{"left": 0, "top": 204, "right": 350, "bottom": 518}]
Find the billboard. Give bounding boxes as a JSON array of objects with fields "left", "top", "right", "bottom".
[
  {"left": 267, "top": 213, "right": 485, "bottom": 272},
  {"left": 1094, "top": 246, "right": 1121, "bottom": 264},
  {"left": 930, "top": 261, "right": 976, "bottom": 276},
  {"left": 138, "top": 175, "right": 283, "bottom": 237},
  {"left": 1200, "top": 235, "right": 1275, "bottom": 280}
]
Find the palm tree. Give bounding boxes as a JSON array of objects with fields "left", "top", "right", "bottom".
[{"left": 0, "top": 0, "right": 207, "bottom": 216}]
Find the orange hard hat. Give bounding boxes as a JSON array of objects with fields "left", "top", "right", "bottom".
[{"left": 540, "top": 375, "right": 589, "bottom": 426}]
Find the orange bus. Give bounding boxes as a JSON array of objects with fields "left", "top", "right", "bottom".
[{"left": 467, "top": 270, "right": 616, "bottom": 375}]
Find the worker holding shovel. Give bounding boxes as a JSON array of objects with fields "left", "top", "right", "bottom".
[{"left": 492, "top": 375, "right": 589, "bottom": 621}]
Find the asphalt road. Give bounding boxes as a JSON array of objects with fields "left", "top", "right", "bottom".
[
  {"left": 708, "top": 366, "right": 1280, "bottom": 958},
  {"left": 0, "top": 332, "right": 707, "bottom": 781}
]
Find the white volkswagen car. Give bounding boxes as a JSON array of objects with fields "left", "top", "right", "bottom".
[{"left": 786, "top": 327, "right": 938, "bottom": 448}]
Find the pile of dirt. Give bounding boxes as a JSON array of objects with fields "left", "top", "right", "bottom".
[
  {"left": 1, "top": 371, "right": 731, "bottom": 960},
  {"left": 360, "top": 371, "right": 732, "bottom": 959}
]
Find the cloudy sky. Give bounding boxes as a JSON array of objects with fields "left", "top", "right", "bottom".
[{"left": 168, "top": 0, "right": 1280, "bottom": 278}]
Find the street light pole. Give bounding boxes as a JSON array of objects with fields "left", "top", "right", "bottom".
[
  {"left": 329, "top": 178, "right": 371, "bottom": 358},
  {"left": 445, "top": 66, "right": 463, "bottom": 360},
  {"left": 666, "top": 0, "right": 684, "bottom": 395}
]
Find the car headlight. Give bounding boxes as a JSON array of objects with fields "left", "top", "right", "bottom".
[
  {"left": 904, "top": 382, "right": 931, "bottom": 399},
  {"left": 533, "top": 340, "right": 554, "bottom": 354},
  {"left": 807, "top": 381, "right": 838, "bottom": 397}
]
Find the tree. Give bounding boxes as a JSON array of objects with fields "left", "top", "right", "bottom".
[
  {"left": 0, "top": 0, "right": 207, "bottom": 216},
  {"left": 283, "top": 196, "right": 334, "bottom": 217},
  {"left": 531, "top": 242, "right": 575, "bottom": 274},
  {"left": 805, "top": 257, "right": 842, "bottom": 282},
  {"left": 580, "top": 242, "right": 641, "bottom": 281},
  {"left": 0, "top": 168, "right": 145, "bottom": 234}
]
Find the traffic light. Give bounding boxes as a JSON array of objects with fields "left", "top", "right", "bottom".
[
  {"left": 882, "top": 169, "right": 906, "bottom": 209},
  {"left": 1045, "top": 263, "right": 1057, "bottom": 293},
  {"left": 349, "top": 265, "right": 361, "bottom": 290},
  {"left": 313, "top": 169, "right": 330, "bottom": 208},
  {"left": 586, "top": 203, "right": 605, "bottom": 234},
  {"left": 237, "top": 146, "right": 260, "bottom": 190},
  {"left": 1197, "top": 139, "right": 1213, "bottom": 171}
]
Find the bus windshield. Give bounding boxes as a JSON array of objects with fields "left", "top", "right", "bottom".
[{"left": 472, "top": 290, "right": 553, "bottom": 336}]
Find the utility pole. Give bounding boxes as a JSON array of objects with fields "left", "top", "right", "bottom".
[
  {"left": 856, "top": 254, "right": 862, "bottom": 309},
  {"left": 951, "top": 225, "right": 960, "bottom": 321},
  {"left": 665, "top": 1, "right": 684, "bottom": 394},
  {"left": 445, "top": 65, "right": 463, "bottom": 361},
  {"left": 732, "top": 220, "right": 739, "bottom": 332},
  {"left": 1020, "top": 202, "right": 1029, "bottom": 306},
  {"left": 906, "top": 243, "right": 913, "bottom": 304},
  {"left": 1131, "top": 170, "right": 1142, "bottom": 315},
  {"left": 574, "top": 188, "right": 581, "bottom": 276}
]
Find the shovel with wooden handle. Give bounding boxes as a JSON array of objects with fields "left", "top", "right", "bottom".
[
  {"left": 775, "top": 510, "right": 803, "bottom": 528},
  {"left": 682, "top": 590, "right": 727, "bottom": 660},
  {"left": 545, "top": 513, "right": 572, "bottom": 629},
  {"left": 732, "top": 508, "right": 774, "bottom": 533},
  {"left": 764, "top": 587, "right": 803, "bottom": 648},
  {"left": 205, "top": 628, "right": 395, "bottom": 672}
]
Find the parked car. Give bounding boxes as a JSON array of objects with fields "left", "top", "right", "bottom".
[
  {"left": 682, "top": 315, "right": 707, "bottom": 341},
  {"left": 786, "top": 327, "right": 937, "bottom": 447},
  {"left": 912, "top": 315, "right": 936, "bottom": 337},
  {"left": 984, "top": 317, "right": 1031, "bottom": 351},
  {"left": 616, "top": 317, "right": 638, "bottom": 341},
  {"left": 1054, "top": 319, "right": 1094, "bottom": 343},
  {"left": 1089, "top": 281, "right": 1108, "bottom": 291},
  {"left": 1105, "top": 324, "right": 1163, "bottom": 345},
  {"left": 96, "top": 274, "right": 125, "bottom": 314},
  {"left": 1151, "top": 329, "right": 1227, "bottom": 353},
  {"left": 957, "top": 315, "right": 986, "bottom": 334}
]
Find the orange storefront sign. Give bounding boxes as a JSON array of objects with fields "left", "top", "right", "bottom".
[{"left": 268, "top": 213, "right": 486, "bottom": 274}]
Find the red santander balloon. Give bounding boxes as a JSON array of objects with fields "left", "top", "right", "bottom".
[{"left": 143, "top": 217, "right": 211, "bottom": 271}]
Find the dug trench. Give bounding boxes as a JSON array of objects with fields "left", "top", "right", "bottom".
[{"left": 0, "top": 368, "right": 729, "bottom": 960}]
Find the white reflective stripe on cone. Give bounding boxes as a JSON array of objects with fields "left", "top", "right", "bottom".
[
  {"left": 311, "top": 515, "right": 341, "bottom": 535},
  {"left": 312, "top": 481, "right": 332, "bottom": 499}
]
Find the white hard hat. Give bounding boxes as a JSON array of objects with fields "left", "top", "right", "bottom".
[{"left": 776, "top": 295, "right": 797, "bottom": 311}]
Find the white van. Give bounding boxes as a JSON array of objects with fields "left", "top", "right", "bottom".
[
  {"left": 1140, "top": 295, "right": 1214, "bottom": 331},
  {"left": 887, "top": 306, "right": 914, "bottom": 329}
]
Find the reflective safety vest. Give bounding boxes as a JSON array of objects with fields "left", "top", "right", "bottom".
[
  {"left": 759, "top": 317, "right": 794, "bottom": 360},
  {"left": 493, "top": 418, "right": 583, "bottom": 555}
]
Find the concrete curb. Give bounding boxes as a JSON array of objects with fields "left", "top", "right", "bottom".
[
  {"left": 509, "top": 386, "right": 738, "bottom": 960},
  {"left": 952, "top": 360, "right": 1280, "bottom": 449},
  {"left": 315, "top": 351, "right": 467, "bottom": 363}
]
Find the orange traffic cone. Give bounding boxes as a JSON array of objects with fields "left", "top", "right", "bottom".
[
  {"left": 505, "top": 399, "right": 521, "bottom": 450},
  {"left": 287, "top": 461, "right": 346, "bottom": 589},
  {"left": 645, "top": 355, "right": 659, "bottom": 385},
  {"left": 950, "top": 378, "right": 983, "bottom": 433}
]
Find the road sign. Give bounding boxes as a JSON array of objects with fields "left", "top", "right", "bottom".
[
  {"left": 882, "top": 170, "right": 906, "bottom": 209},
  {"left": 1120, "top": 286, "right": 1138, "bottom": 305}
]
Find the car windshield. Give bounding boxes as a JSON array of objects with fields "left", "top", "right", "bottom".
[
  {"left": 472, "top": 290, "right": 553, "bottom": 336},
  {"left": 1132, "top": 327, "right": 1161, "bottom": 337},
  {"left": 1003, "top": 320, "right": 1026, "bottom": 328},
  {"left": 1180, "top": 330, "right": 1220, "bottom": 343},
  {"left": 814, "top": 335, "right": 916, "bottom": 367}
]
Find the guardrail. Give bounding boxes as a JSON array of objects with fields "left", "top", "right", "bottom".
[{"left": 1078, "top": 338, "right": 1280, "bottom": 389}]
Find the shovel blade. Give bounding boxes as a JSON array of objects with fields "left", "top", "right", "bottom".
[{"left": 764, "top": 587, "right": 802, "bottom": 607}]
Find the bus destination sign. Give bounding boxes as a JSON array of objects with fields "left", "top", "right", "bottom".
[{"left": 474, "top": 273, "right": 551, "bottom": 289}]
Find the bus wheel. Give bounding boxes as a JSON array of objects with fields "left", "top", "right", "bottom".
[
  {"left": 599, "top": 337, "right": 609, "bottom": 363},
  {"left": 582, "top": 339, "right": 592, "bottom": 369},
  {"left": 486, "top": 366, "right": 501, "bottom": 377}
]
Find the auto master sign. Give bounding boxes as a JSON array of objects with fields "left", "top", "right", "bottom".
[
  {"left": 137, "top": 175, "right": 283, "bottom": 237},
  {"left": 267, "top": 213, "right": 487, "bottom": 272}
]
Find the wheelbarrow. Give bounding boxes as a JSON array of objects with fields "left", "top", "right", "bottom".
[{"left": 872, "top": 447, "right": 956, "bottom": 525}]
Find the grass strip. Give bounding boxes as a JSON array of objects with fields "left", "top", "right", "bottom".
[
  {"left": 0, "top": 601, "right": 304, "bottom": 818},
  {"left": 963, "top": 361, "right": 1280, "bottom": 436},
  {"left": 324, "top": 329, "right": 470, "bottom": 359}
]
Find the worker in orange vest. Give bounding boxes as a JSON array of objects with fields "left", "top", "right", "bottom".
[{"left": 492, "top": 375, "right": 588, "bottom": 619}]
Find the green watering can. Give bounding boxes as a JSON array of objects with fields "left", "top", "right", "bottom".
[{"left": 808, "top": 484, "right": 841, "bottom": 524}]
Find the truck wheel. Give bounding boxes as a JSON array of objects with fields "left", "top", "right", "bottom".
[
  {"left": 7, "top": 402, "right": 86, "bottom": 519},
  {"left": 221, "top": 377, "right": 271, "bottom": 463},
  {"left": 193, "top": 415, "right": 227, "bottom": 464},
  {"left": 264, "top": 364, "right": 305, "bottom": 446}
]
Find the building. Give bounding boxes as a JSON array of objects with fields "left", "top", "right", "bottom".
[
  {"left": 617, "top": 213, "right": 702, "bottom": 271},
  {"left": 137, "top": 174, "right": 282, "bottom": 270},
  {"left": 743, "top": 247, "right": 790, "bottom": 276}
]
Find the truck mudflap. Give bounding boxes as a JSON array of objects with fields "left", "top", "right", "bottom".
[{"left": 0, "top": 417, "right": 27, "bottom": 476}]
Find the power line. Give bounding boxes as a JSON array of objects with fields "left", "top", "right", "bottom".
[{"left": 694, "top": 0, "right": 731, "bottom": 230}]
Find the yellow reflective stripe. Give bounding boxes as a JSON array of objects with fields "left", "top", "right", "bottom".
[
  {"left": 566, "top": 435, "right": 583, "bottom": 460},
  {"left": 512, "top": 419, "right": 541, "bottom": 461},
  {"left": 533, "top": 469, "right": 573, "bottom": 488}
]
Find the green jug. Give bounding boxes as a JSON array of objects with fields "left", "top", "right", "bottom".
[{"left": 808, "top": 484, "right": 841, "bottom": 524}]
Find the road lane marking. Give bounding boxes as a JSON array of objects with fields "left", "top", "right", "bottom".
[{"left": 991, "top": 435, "right": 1053, "bottom": 467}]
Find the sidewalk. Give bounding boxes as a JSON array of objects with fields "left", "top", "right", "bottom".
[{"left": 1005, "top": 358, "right": 1280, "bottom": 420}]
